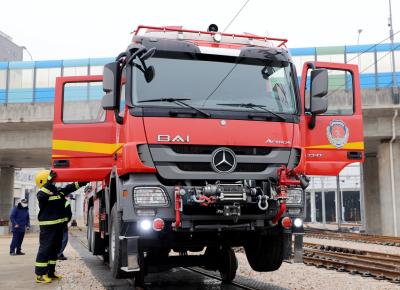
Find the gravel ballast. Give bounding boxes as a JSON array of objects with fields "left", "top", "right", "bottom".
[
  {"left": 54, "top": 244, "right": 105, "bottom": 290},
  {"left": 236, "top": 252, "right": 399, "bottom": 290}
]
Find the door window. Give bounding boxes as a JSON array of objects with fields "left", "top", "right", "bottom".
[
  {"left": 62, "top": 81, "right": 105, "bottom": 123},
  {"left": 305, "top": 69, "right": 354, "bottom": 115}
]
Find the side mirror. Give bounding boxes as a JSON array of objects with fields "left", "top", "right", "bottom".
[
  {"left": 310, "top": 69, "right": 328, "bottom": 114},
  {"left": 102, "top": 62, "right": 120, "bottom": 110},
  {"left": 144, "top": 66, "right": 155, "bottom": 83}
]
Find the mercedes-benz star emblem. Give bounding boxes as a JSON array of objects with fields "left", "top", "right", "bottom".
[{"left": 211, "top": 147, "right": 237, "bottom": 174}]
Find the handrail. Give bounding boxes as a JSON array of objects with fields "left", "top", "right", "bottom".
[{"left": 132, "top": 25, "right": 288, "bottom": 47}]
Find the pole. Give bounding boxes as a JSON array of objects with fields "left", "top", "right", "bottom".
[
  {"left": 388, "top": 0, "right": 399, "bottom": 103},
  {"left": 311, "top": 178, "right": 316, "bottom": 223},
  {"left": 321, "top": 177, "right": 326, "bottom": 227},
  {"left": 336, "top": 175, "right": 342, "bottom": 230},
  {"left": 357, "top": 29, "right": 363, "bottom": 68}
]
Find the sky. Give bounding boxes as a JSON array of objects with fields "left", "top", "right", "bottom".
[{"left": 0, "top": 0, "right": 399, "bottom": 60}]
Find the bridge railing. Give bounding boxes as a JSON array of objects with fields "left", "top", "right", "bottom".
[{"left": 0, "top": 43, "right": 399, "bottom": 105}]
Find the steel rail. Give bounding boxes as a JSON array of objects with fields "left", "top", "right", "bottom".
[
  {"left": 304, "top": 242, "right": 400, "bottom": 262},
  {"left": 305, "top": 228, "right": 400, "bottom": 246},
  {"left": 303, "top": 243, "right": 400, "bottom": 283},
  {"left": 186, "top": 267, "right": 259, "bottom": 290}
]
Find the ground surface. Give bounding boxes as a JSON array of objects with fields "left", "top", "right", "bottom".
[{"left": 1, "top": 229, "right": 399, "bottom": 290}]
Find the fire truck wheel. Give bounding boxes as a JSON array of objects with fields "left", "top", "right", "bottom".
[
  {"left": 87, "top": 208, "right": 94, "bottom": 252},
  {"left": 89, "top": 208, "right": 105, "bottom": 255},
  {"left": 244, "top": 231, "right": 284, "bottom": 272},
  {"left": 218, "top": 247, "right": 238, "bottom": 283},
  {"left": 109, "top": 205, "right": 129, "bottom": 278}
]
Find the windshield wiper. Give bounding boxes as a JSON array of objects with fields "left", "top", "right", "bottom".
[
  {"left": 138, "top": 98, "right": 211, "bottom": 117},
  {"left": 216, "top": 103, "right": 286, "bottom": 121}
]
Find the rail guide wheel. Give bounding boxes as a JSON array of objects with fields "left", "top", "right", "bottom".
[{"left": 218, "top": 247, "right": 238, "bottom": 283}]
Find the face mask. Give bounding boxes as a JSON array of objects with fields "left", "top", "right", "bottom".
[{"left": 21, "top": 203, "right": 28, "bottom": 208}]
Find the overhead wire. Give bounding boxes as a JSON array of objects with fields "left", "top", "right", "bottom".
[{"left": 223, "top": 0, "right": 251, "bottom": 33}]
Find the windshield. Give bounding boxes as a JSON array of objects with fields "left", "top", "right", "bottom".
[{"left": 132, "top": 52, "right": 297, "bottom": 114}]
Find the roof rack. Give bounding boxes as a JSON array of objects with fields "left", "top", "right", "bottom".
[{"left": 132, "top": 25, "right": 288, "bottom": 48}]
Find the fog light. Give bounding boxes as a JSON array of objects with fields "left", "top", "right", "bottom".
[
  {"left": 153, "top": 218, "right": 165, "bottom": 231},
  {"left": 294, "top": 218, "right": 303, "bottom": 228},
  {"left": 281, "top": 217, "right": 292, "bottom": 229},
  {"left": 140, "top": 220, "right": 151, "bottom": 231}
]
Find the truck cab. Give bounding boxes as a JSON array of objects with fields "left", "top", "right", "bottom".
[{"left": 52, "top": 25, "right": 364, "bottom": 284}]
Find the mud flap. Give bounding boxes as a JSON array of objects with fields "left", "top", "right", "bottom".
[
  {"left": 293, "top": 234, "right": 303, "bottom": 263},
  {"left": 120, "top": 235, "right": 140, "bottom": 272},
  {"left": 282, "top": 233, "right": 292, "bottom": 260}
]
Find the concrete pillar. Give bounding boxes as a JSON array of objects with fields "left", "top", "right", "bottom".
[
  {"left": 363, "top": 153, "right": 382, "bottom": 234},
  {"left": 310, "top": 190, "right": 316, "bottom": 223},
  {"left": 0, "top": 167, "right": 15, "bottom": 225},
  {"left": 377, "top": 142, "right": 400, "bottom": 236}
]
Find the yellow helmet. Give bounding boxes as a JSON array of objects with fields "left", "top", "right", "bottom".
[{"left": 35, "top": 170, "right": 50, "bottom": 188}]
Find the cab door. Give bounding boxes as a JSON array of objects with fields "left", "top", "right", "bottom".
[
  {"left": 52, "top": 75, "right": 118, "bottom": 182},
  {"left": 300, "top": 62, "right": 364, "bottom": 175}
]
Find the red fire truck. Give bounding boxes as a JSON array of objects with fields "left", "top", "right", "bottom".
[{"left": 52, "top": 25, "right": 364, "bottom": 285}]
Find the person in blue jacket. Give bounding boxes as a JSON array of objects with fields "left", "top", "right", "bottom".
[{"left": 10, "top": 198, "right": 30, "bottom": 255}]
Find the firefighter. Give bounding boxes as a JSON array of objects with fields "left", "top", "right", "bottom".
[
  {"left": 57, "top": 193, "right": 74, "bottom": 260},
  {"left": 34, "top": 169, "right": 87, "bottom": 283}
]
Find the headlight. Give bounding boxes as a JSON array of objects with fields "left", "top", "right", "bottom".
[
  {"left": 133, "top": 187, "right": 169, "bottom": 207},
  {"left": 286, "top": 188, "right": 303, "bottom": 205}
]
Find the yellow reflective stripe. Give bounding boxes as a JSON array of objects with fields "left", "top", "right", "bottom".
[
  {"left": 39, "top": 219, "right": 64, "bottom": 226},
  {"left": 52, "top": 154, "right": 70, "bottom": 158},
  {"left": 48, "top": 196, "right": 61, "bottom": 201},
  {"left": 53, "top": 139, "right": 123, "bottom": 155},
  {"left": 75, "top": 182, "right": 80, "bottom": 189},
  {"left": 48, "top": 260, "right": 56, "bottom": 265},
  {"left": 41, "top": 187, "right": 52, "bottom": 195},
  {"left": 65, "top": 200, "right": 71, "bottom": 207},
  {"left": 305, "top": 141, "right": 364, "bottom": 150},
  {"left": 35, "top": 262, "right": 48, "bottom": 267}
]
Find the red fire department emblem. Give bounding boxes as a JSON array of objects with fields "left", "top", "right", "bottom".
[{"left": 326, "top": 120, "right": 349, "bottom": 148}]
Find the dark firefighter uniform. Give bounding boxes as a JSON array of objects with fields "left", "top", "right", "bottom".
[{"left": 34, "top": 169, "right": 86, "bottom": 282}]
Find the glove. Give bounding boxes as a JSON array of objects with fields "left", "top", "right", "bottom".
[
  {"left": 48, "top": 170, "right": 57, "bottom": 182},
  {"left": 78, "top": 181, "right": 89, "bottom": 187}
]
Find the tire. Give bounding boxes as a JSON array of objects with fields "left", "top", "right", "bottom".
[
  {"left": 109, "top": 205, "right": 128, "bottom": 278},
  {"left": 87, "top": 208, "right": 94, "bottom": 252},
  {"left": 244, "top": 231, "right": 284, "bottom": 272},
  {"left": 218, "top": 247, "right": 238, "bottom": 283},
  {"left": 90, "top": 209, "right": 105, "bottom": 256}
]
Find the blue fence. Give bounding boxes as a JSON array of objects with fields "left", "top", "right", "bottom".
[{"left": 0, "top": 43, "right": 399, "bottom": 104}]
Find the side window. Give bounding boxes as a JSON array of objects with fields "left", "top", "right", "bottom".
[
  {"left": 305, "top": 69, "right": 354, "bottom": 115},
  {"left": 63, "top": 81, "right": 105, "bottom": 123}
]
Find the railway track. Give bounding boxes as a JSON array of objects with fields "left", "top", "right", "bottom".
[
  {"left": 305, "top": 228, "right": 400, "bottom": 247},
  {"left": 303, "top": 242, "right": 400, "bottom": 283}
]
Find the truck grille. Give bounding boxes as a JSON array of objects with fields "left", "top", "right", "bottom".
[
  {"left": 169, "top": 145, "right": 272, "bottom": 156},
  {"left": 146, "top": 145, "right": 297, "bottom": 180},
  {"left": 176, "top": 162, "right": 268, "bottom": 172}
]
